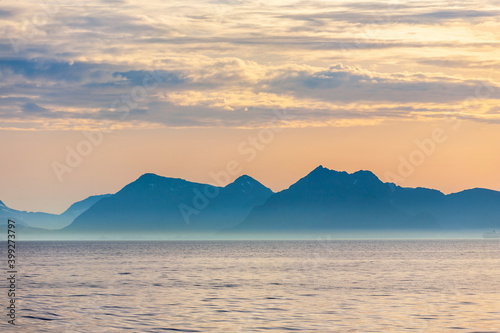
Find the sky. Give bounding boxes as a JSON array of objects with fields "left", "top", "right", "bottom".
[{"left": 1, "top": 0, "right": 500, "bottom": 213}]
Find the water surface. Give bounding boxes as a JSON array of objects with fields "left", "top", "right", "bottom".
[{"left": 1, "top": 240, "right": 499, "bottom": 332}]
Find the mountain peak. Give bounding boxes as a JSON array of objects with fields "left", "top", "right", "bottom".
[
  {"left": 228, "top": 174, "right": 266, "bottom": 188},
  {"left": 137, "top": 173, "right": 161, "bottom": 181},
  {"left": 225, "top": 175, "right": 274, "bottom": 195},
  {"left": 60, "top": 194, "right": 111, "bottom": 219},
  {"left": 233, "top": 175, "right": 258, "bottom": 184},
  {"left": 0, "top": 200, "right": 5, "bottom": 207},
  {"left": 306, "top": 165, "right": 347, "bottom": 179},
  {"left": 308, "top": 165, "right": 331, "bottom": 176},
  {"left": 352, "top": 169, "right": 380, "bottom": 182},
  {"left": 134, "top": 173, "right": 190, "bottom": 186}
]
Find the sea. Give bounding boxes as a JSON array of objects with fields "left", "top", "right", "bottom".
[{"left": 1, "top": 240, "right": 499, "bottom": 332}]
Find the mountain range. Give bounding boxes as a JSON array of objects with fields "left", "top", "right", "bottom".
[
  {"left": 0, "top": 194, "right": 110, "bottom": 230},
  {"left": 232, "top": 166, "right": 500, "bottom": 233},
  {"left": 62, "top": 173, "right": 273, "bottom": 236},
  {"left": 2, "top": 166, "right": 499, "bottom": 239}
]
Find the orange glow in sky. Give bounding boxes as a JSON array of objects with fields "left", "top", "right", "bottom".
[{"left": 1, "top": 0, "right": 499, "bottom": 213}]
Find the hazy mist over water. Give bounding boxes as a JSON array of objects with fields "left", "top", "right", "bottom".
[
  {"left": 1, "top": 240, "right": 499, "bottom": 332},
  {"left": 15, "top": 230, "right": 493, "bottom": 241}
]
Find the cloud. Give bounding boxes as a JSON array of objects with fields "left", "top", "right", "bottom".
[
  {"left": 262, "top": 64, "right": 500, "bottom": 104},
  {"left": 0, "top": 10, "right": 15, "bottom": 19},
  {"left": 0, "top": 0, "right": 499, "bottom": 129},
  {"left": 112, "top": 70, "right": 187, "bottom": 86},
  {"left": 414, "top": 9, "right": 499, "bottom": 21},
  {"left": 280, "top": 8, "right": 500, "bottom": 26},
  {"left": 0, "top": 58, "right": 113, "bottom": 83},
  {"left": 21, "top": 102, "right": 48, "bottom": 113},
  {"left": 417, "top": 57, "right": 500, "bottom": 69},
  {"left": 1, "top": 55, "right": 500, "bottom": 129}
]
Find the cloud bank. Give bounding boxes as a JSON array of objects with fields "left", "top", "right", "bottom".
[{"left": 1, "top": 0, "right": 499, "bottom": 129}]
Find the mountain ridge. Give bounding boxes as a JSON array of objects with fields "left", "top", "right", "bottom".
[
  {"left": 3, "top": 167, "right": 500, "bottom": 239},
  {"left": 0, "top": 194, "right": 111, "bottom": 229},
  {"left": 229, "top": 166, "right": 500, "bottom": 233},
  {"left": 63, "top": 172, "right": 273, "bottom": 234}
]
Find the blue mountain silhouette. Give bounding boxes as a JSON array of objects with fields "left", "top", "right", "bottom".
[
  {"left": 0, "top": 194, "right": 110, "bottom": 230},
  {"left": 63, "top": 173, "right": 273, "bottom": 234},
  {"left": 230, "top": 165, "right": 500, "bottom": 232},
  {"left": 5, "top": 166, "right": 500, "bottom": 238}
]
